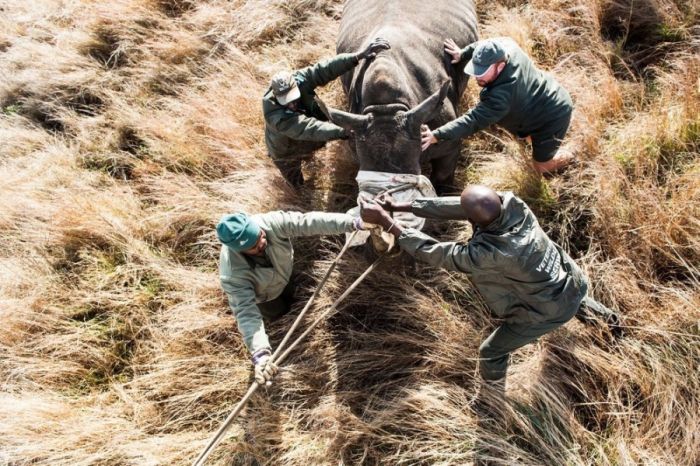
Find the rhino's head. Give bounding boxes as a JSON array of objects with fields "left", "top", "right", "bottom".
[{"left": 317, "top": 80, "right": 450, "bottom": 174}]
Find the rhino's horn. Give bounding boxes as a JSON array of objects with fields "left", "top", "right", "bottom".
[
  {"left": 315, "top": 96, "right": 372, "bottom": 131},
  {"left": 405, "top": 79, "right": 451, "bottom": 131}
]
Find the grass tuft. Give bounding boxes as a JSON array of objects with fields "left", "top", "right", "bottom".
[{"left": 0, "top": 0, "right": 698, "bottom": 464}]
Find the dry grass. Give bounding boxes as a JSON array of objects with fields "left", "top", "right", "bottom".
[{"left": 1, "top": 0, "right": 699, "bottom": 464}]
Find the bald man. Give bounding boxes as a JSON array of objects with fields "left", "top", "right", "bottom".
[{"left": 360, "top": 185, "right": 620, "bottom": 390}]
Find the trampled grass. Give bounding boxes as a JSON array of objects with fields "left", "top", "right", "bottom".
[{"left": 1, "top": 0, "right": 698, "bottom": 465}]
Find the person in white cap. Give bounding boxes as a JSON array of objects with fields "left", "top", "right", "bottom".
[
  {"left": 421, "top": 37, "right": 576, "bottom": 175},
  {"left": 263, "top": 38, "right": 390, "bottom": 188}
]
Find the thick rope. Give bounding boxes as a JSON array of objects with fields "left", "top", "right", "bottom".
[
  {"left": 192, "top": 232, "right": 382, "bottom": 466},
  {"left": 269, "top": 230, "right": 359, "bottom": 366}
]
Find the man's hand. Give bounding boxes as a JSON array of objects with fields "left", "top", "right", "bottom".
[
  {"left": 444, "top": 38, "right": 463, "bottom": 64},
  {"left": 252, "top": 349, "right": 278, "bottom": 386},
  {"left": 358, "top": 37, "right": 391, "bottom": 60},
  {"left": 421, "top": 124, "right": 437, "bottom": 151},
  {"left": 360, "top": 200, "right": 392, "bottom": 227},
  {"left": 374, "top": 194, "right": 411, "bottom": 213},
  {"left": 374, "top": 193, "right": 396, "bottom": 211}
]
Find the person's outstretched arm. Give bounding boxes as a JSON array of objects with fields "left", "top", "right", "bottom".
[
  {"left": 298, "top": 38, "right": 390, "bottom": 89},
  {"left": 265, "top": 106, "right": 347, "bottom": 141},
  {"left": 431, "top": 86, "right": 512, "bottom": 142},
  {"left": 260, "top": 211, "right": 361, "bottom": 239},
  {"left": 377, "top": 195, "right": 469, "bottom": 221},
  {"left": 220, "top": 278, "right": 270, "bottom": 354},
  {"left": 398, "top": 228, "right": 477, "bottom": 274},
  {"left": 361, "top": 200, "right": 478, "bottom": 273}
]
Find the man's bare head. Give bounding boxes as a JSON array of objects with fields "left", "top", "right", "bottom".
[{"left": 460, "top": 185, "right": 502, "bottom": 227}]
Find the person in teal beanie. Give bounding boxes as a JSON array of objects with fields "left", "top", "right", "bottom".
[{"left": 217, "top": 210, "right": 366, "bottom": 385}]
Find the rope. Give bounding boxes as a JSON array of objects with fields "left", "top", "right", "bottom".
[
  {"left": 378, "top": 182, "right": 414, "bottom": 197},
  {"left": 192, "top": 232, "right": 384, "bottom": 466},
  {"left": 269, "top": 230, "right": 358, "bottom": 365}
]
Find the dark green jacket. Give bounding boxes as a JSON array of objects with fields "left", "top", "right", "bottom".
[
  {"left": 399, "top": 193, "right": 588, "bottom": 324},
  {"left": 433, "top": 37, "right": 573, "bottom": 141},
  {"left": 263, "top": 53, "right": 359, "bottom": 159},
  {"left": 219, "top": 211, "right": 355, "bottom": 353}
]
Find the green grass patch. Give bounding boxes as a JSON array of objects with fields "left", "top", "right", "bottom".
[{"left": 2, "top": 103, "right": 21, "bottom": 115}]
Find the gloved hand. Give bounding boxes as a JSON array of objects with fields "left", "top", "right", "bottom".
[
  {"left": 252, "top": 348, "right": 278, "bottom": 386},
  {"left": 352, "top": 216, "right": 367, "bottom": 230},
  {"left": 357, "top": 37, "right": 390, "bottom": 60},
  {"left": 354, "top": 215, "right": 382, "bottom": 232}
]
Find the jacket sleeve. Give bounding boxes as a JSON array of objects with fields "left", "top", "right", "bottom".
[
  {"left": 297, "top": 53, "right": 360, "bottom": 89},
  {"left": 460, "top": 43, "right": 476, "bottom": 62},
  {"left": 411, "top": 197, "right": 469, "bottom": 220},
  {"left": 265, "top": 107, "right": 346, "bottom": 141},
  {"left": 432, "top": 85, "right": 512, "bottom": 141},
  {"left": 220, "top": 278, "right": 270, "bottom": 354},
  {"left": 398, "top": 228, "right": 479, "bottom": 274},
  {"left": 262, "top": 211, "right": 355, "bottom": 239}
]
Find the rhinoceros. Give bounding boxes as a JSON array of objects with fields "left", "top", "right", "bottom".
[{"left": 324, "top": 0, "right": 478, "bottom": 196}]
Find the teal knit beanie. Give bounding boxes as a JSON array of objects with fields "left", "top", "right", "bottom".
[{"left": 216, "top": 213, "right": 261, "bottom": 251}]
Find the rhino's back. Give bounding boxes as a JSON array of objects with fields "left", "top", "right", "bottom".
[
  {"left": 338, "top": 0, "right": 476, "bottom": 55},
  {"left": 338, "top": 0, "right": 477, "bottom": 106}
]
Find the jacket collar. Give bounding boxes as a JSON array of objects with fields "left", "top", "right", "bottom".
[{"left": 477, "top": 192, "right": 522, "bottom": 234}]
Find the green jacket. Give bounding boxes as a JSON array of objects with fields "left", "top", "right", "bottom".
[
  {"left": 398, "top": 193, "right": 588, "bottom": 324},
  {"left": 263, "top": 53, "right": 359, "bottom": 159},
  {"left": 219, "top": 211, "right": 355, "bottom": 353},
  {"left": 433, "top": 37, "right": 573, "bottom": 141}
]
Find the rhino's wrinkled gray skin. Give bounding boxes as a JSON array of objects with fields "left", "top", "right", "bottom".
[{"left": 330, "top": 0, "right": 478, "bottom": 194}]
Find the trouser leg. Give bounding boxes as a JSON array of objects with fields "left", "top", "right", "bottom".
[
  {"left": 479, "top": 318, "right": 571, "bottom": 382},
  {"left": 531, "top": 111, "right": 576, "bottom": 175},
  {"left": 257, "top": 277, "right": 296, "bottom": 321},
  {"left": 271, "top": 157, "right": 304, "bottom": 188}
]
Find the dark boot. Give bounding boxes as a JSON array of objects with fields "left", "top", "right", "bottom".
[{"left": 576, "top": 296, "right": 623, "bottom": 338}]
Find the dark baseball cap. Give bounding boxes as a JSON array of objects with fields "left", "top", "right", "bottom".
[
  {"left": 465, "top": 40, "right": 507, "bottom": 77},
  {"left": 270, "top": 71, "right": 301, "bottom": 105}
]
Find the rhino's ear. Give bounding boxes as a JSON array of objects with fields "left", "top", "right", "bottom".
[
  {"left": 315, "top": 96, "right": 372, "bottom": 132},
  {"left": 405, "top": 79, "right": 451, "bottom": 132}
]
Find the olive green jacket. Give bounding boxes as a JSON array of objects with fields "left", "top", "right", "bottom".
[
  {"left": 399, "top": 194, "right": 588, "bottom": 324},
  {"left": 263, "top": 53, "right": 359, "bottom": 159},
  {"left": 219, "top": 211, "right": 355, "bottom": 353},
  {"left": 433, "top": 37, "right": 573, "bottom": 141}
]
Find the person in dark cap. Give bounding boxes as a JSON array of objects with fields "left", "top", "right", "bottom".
[
  {"left": 421, "top": 37, "right": 576, "bottom": 175},
  {"left": 359, "top": 185, "right": 621, "bottom": 392},
  {"left": 263, "top": 38, "right": 390, "bottom": 188},
  {"left": 217, "top": 210, "right": 367, "bottom": 385}
]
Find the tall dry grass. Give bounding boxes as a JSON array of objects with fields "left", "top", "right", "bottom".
[{"left": 1, "top": 0, "right": 698, "bottom": 465}]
